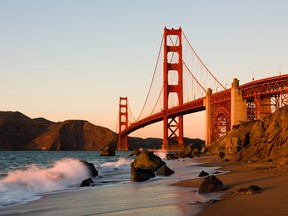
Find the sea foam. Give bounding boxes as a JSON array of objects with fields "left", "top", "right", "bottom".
[{"left": 0, "top": 158, "right": 90, "bottom": 207}]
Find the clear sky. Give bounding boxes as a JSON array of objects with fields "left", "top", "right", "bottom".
[{"left": 0, "top": 0, "right": 287, "bottom": 140}]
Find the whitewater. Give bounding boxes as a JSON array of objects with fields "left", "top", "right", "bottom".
[{"left": 0, "top": 151, "right": 223, "bottom": 216}]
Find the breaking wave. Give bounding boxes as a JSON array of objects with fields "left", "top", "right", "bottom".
[{"left": 0, "top": 158, "right": 90, "bottom": 207}]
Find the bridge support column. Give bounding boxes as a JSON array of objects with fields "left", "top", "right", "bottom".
[
  {"left": 161, "top": 27, "right": 184, "bottom": 150},
  {"left": 118, "top": 135, "right": 128, "bottom": 151},
  {"left": 205, "top": 88, "right": 212, "bottom": 147},
  {"left": 118, "top": 97, "right": 129, "bottom": 151},
  {"left": 259, "top": 96, "right": 271, "bottom": 118},
  {"left": 231, "top": 78, "right": 247, "bottom": 127}
]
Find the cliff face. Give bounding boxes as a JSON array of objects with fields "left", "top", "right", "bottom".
[
  {"left": 0, "top": 112, "right": 117, "bottom": 151},
  {"left": 209, "top": 105, "right": 288, "bottom": 164}
]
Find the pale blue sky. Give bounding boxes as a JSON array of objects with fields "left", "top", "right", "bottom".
[{"left": 0, "top": 0, "right": 287, "bottom": 139}]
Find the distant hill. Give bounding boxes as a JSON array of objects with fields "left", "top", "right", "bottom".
[
  {"left": 0, "top": 112, "right": 117, "bottom": 150},
  {"left": 26, "top": 120, "right": 117, "bottom": 150},
  {"left": 209, "top": 105, "right": 288, "bottom": 164},
  {"left": 0, "top": 111, "right": 205, "bottom": 151},
  {"left": 0, "top": 112, "right": 53, "bottom": 150}
]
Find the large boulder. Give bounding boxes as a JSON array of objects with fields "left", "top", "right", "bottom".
[
  {"left": 131, "top": 151, "right": 174, "bottom": 182},
  {"left": 80, "top": 160, "right": 98, "bottom": 177},
  {"left": 155, "top": 164, "right": 175, "bottom": 176},
  {"left": 80, "top": 178, "right": 94, "bottom": 187},
  {"left": 198, "top": 175, "right": 226, "bottom": 193},
  {"left": 129, "top": 148, "right": 142, "bottom": 156},
  {"left": 182, "top": 143, "right": 202, "bottom": 157},
  {"left": 132, "top": 151, "right": 163, "bottom": 170},
  {"left": 131, "top": 166, "right": 155, "bottom": 182}
]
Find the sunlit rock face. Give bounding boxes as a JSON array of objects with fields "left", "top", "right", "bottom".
[{"left": 209, "top": 105, "right": 288, "bottom": 164}]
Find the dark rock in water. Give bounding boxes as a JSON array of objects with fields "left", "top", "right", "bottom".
[
  {"left": 81, "top": 160, "right": 98, "bottom": 177},
  {"left": 198, "top": 170, "right": 209, "bottom": 177},
  {"left": 80, "top": 178, "right": 94, "bottom": 187},
  {"left": 198, "top": 175, "right": 226, "bottom": 193},
  {"left": 234, "top": 185, "right": 262, "bottom": 195},
  {"left": 155, "top": 164, "right": 175, "bottom": 176},
  {"left": 130, "top": 150, "right": 174, "bottom": 181},
  {"left": 100, "top": 145, "right": 115, "bottom": 156},
  {"left": 182, "top": 143, "right": 203, "bottom": 158},
  {"left": 183, "top": 144, "right": 194, "bottom": 157},
  {"left": 132, "top": 151, "right": 163, "bottom": 170},
  {"left": 130, "top": 148, "right": 141, "bottom": 156},
  {"left": 166, "top": 153, "right": 178, "bottom": 160},
  {"left": 131, "top": 166, "right": 155, "bottom": 182}
]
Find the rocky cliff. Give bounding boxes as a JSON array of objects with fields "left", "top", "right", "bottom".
[{"left": 209, "top": 105, "right": 288, "bottom": 164}]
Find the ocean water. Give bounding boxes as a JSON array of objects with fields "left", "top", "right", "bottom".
[{"left": 0, "top": 151, "right": 223, "bottom": 216}]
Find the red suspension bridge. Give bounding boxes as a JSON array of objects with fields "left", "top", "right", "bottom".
[{"left": 117, "top": 27, "right": 288, "bottom": 150}]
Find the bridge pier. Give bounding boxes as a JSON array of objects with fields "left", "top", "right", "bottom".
[
  {"left": 118, "top": 135, "right": 128, "bottom": 151},
  {"left": 205, "top": 88, "right": 212, "bottom": 147},
  {"left": 231, "top": 78, "right": 247, "bottom": 126},
  {"left": 256, "top": 96, "right": 272, "bottom": 119}
]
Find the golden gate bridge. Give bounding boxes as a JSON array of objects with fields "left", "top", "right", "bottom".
[{"left": 117, "top": 27, "right": 288, "bottom": 150}]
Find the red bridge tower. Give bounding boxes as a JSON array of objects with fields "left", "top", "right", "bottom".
[
  {"left": 118, "top": 97, "right": 128, "bottom": 150},
  {"left": 162, "top": 27, "right": 184, "bottom": 150}
]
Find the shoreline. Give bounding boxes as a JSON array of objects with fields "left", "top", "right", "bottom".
[{"left": 174, "top": 155, "right": 288, "bottom": 216}]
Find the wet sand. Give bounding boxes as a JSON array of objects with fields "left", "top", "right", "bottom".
[{"left": 174, "top": 156, "right": 288, "bottom": 216}]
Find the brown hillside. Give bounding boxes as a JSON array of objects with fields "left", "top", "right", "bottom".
[
  {"left": 0, "top": 112, "right": 53, "bottom": 150},
  {"left": 26, "top": 120, "right": 117, "bottom": 150},
  {"left": 209, "top": 105, "right": 288, "bottom": 164}
]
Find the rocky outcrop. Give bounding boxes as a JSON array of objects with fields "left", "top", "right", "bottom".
[
  {"left": 154, "top": 164, "right": 175, "bottom": 176},
  {"left": 198, "top": 175, "right": 226, "bottom": 193},
  {"left": 198, "top": 170, "right": 209, "bottom": 177},
  {"left": 234, "top": 185, "right": 262, "bottom": 195},
  {"left": 131, "top": 151, "right": 174, "bottom": 182},
  {"left": 80, "top": 178, "right": 94, "bottom": 187},
  {"left": 80, "top": 161, "right": 98, "bottom": 187},
  {"left": 100, "top": 145, "right": 116, "bottom": 156},
  {"left": 129, "top": 148, "right": 142, "bottom": 156},
  {"left": 131, "top": 167, "right": 156, "bottom": 182},
  {"left": 81, "top": 160, "right": 98, "bottom": 177},
  {"left": 182, "top": 143, "right": 202, "bottom": 157},
  {"left": 209, "top": 105, "right": 288, "bottom": 164}
]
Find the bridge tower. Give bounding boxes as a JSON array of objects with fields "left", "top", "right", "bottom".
[
  {"left": 162, "top": 27, "right": 184, "bottom": 150},
  {"left": 118, "top": 97, "right": 128, "bottom": 150}
]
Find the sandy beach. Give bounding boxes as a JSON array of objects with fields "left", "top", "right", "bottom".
[{"left": 174, "top": 155, "right": 288, "bottom": 216}]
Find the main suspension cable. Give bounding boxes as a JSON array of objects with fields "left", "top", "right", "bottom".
[
  {"left": 135, "top": 34, "right": 164, "bottom": 121},
  {"left": 182, "top": 30, "right": 226, "bottom": 90}
]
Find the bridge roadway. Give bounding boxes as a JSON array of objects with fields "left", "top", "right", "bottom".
[
  {"left": 121, "top": 98, "right": 206, "bottom": 136},
  {"left": 120, "top": 74, "right": 288, "bottom": 143}
]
